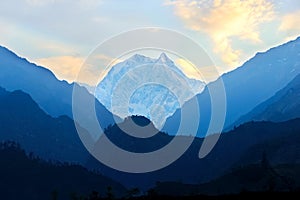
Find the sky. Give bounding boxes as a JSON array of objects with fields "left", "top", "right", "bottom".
[{"left": 0, "top": 0, "right": 300, "bottom": 84}]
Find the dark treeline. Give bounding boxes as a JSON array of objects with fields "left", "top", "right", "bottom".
[{"left": 0, "top": 141, "right": 126, "bottom": 200}]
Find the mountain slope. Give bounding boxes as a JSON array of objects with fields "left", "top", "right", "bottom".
[
  {"left": 164, "top": 37, "right": 300, "bottom": 136},
  {"left": 95, "top": 53, "right": 205, "bottom": 128},
  {"left": 0, "top": 141, "right": 126, "bottom": 200},
  {"left": 1, "top": 86, "right": 299, "bottom": 191},
  {"left": 86, "top": 116, "right": 300, "bottom": 189},
  {"left": 153, "top": 125, "right": 300, "bottom": 196},
  {"left": 148, "top": 124, "right": 300, "bottom": 196},
  {"left": 0, "top": 46, "right": 115, "bottom": 129},
  {"left": 234, "top": 73, "right": 300, "bottom": 127},
  {"left": 0, "top": 86, "right": 89, "bottom": 163},
  {"left": 236, "top": 128, "right": 300, "bottom": 166},
  {"left": 152, "top": 163, "right": 300, "bottom": 196}
]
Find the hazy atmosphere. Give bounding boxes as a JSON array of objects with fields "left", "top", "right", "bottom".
[{"left": 1, "top": 1, "right": 300, "bottom": 199}]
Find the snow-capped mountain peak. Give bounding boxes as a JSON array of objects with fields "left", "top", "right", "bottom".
[
  {"left": 128, "top": 54, "right": 154, "bottom": 64},
  {"left": 95, "top": 53, "right": 205, "bottom": 128},
  {"left": 157, "top": 52, "right": 173, "bottom": 64}
]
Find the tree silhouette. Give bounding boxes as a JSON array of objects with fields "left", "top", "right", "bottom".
[{"left": 106, "top": 186, "right": 114, "bottom": 200}]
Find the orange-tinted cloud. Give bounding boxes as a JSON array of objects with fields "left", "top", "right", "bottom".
[
  {"left": 175, "top": 58, "right": 200, "bottom": 79},
  {"left": 166, "top": 0, "right": 275, "bottom": 68},
  {"left": 175, "top": 58, "right": 222, "bottom": 82},
  {"left": 279, "top": 10, "right": 300, "bottom": 32},
  {"left": 35, "top": 56, "right": 84, "bottom": 83},
  {"left": 35, "top": 54, "right": 124, "bottom": 85}
]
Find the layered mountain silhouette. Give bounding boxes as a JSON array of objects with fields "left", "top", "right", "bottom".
[
  {"left": 163, "top": 37, "right": 300, "bottom": 137},
  {"left": 0, "top": 46, "right": 116, "bottom": 130},
  {"left": 94, "top": 116, "right": 172, "bottom": 153},
  {"left": 0, "top": 86, "right": 89, "bottom": 163},
  {"left": 151, "top": 163, "right": 300, "bottom": 196},
  {"left": 86, "top": 115, "right": 300, "bottom": 189},
  {"left": 234, "top": 73, "right": 300, "bottom": 127},
  {"left": 1, "top": 36, "right": 300, "bottom": 196}
]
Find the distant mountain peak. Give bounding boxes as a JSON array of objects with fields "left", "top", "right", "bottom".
[
  {"left": 128, "top": 53, "right": 173, "bottom": 64},
  {"left": 128, "top": 54, "right": 154, "bottom": 63},
  {"left": 157, "top": 52, "right": 173, "bottom": 63},
  {"left": 95, "top": 52, "right": 205, "bottom": 128}
]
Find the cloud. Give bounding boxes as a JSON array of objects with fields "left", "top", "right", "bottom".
[
  {"left": 166, "top": 0, "right": 275, "bottom": 68},
  {"left": 279, "top": 10, "right": 300, "bottom": 32},
  {"left": 83, "top": 53, "right": 124, "bottom": 84},
  {"left": 35, "top": 56, "right": 84, "bottom": 83},
  {"left": 175, "top": 58, "right": 201, "bottom": 79},
  {"left": 175, "top": 58, "right": 222, "bottom": 82},
  {"left": 0, "top": 0, "right": 108, "bottom": 49},
  {"left": 34, "top": 53, "right": 125, "bottom": 85}
]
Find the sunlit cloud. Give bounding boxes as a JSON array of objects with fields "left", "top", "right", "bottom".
[
  {"left": 198, "top": 65, "right": 223, "bottom": 82},
  {"left": 35, "top": 56, "right": 84, "bottom": 83},
  {"left": 175, "top": 58, "right": 201, "bottom": 79},
  {"left": 166, "top": 0, "right": 275, "bottom": 68},
  {"left": 34, "top": 54, "right": 123, "bottom": 87},
  {"left": 279, "top": 10, "right": 300, "bottom": 33},
  {"left": 280, "top": 35, "right": 300, "bottom": 44},
  {"left": 175, "top": 58, "right": 222, "bottom": 82},
  {"left": 34, "top": 53, "right": 124, "bottom": 85},
  {"left": 1, "top": 0, "right": 299, "bottom": 84},
  {"left": 85, "top": 54, "right": 124, "bottom": 84}
]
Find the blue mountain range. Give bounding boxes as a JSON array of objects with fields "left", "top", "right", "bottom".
[
  {"left": 163, "top": 37, "right": 300, "bottom": 137},
  {"left": 0, "top": 36, "right": 300, "bottom": 191},
  {"left": 0, "top": 46, "right": 116, "bottom": 131}
]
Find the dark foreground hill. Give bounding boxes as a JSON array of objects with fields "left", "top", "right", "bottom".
[
  {"left": 1, "top": 86, "right": 300, "bottom": 192},
  {"left": 0, "top": 141, "right": 126, "bottom": 200},
  {"left": 151, "top": 162, "right": 300, "bottom": 196},
  {"left": 88, "top": 116, "right": 300, "bottom": 189}
]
